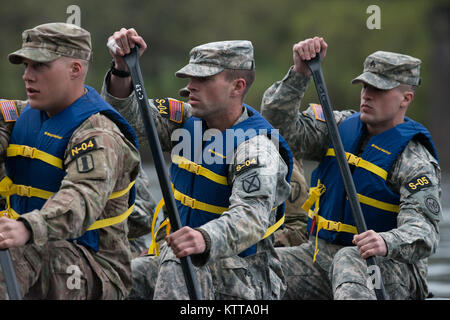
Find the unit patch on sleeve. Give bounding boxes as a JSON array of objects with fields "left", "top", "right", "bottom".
[
  {"left": 154, "top": 98, "right": 183, "bottom": 123},
  {"left": 242, "top": 174, "right": 261, "bottom": 193},
  {"left": 0, "top": 100, "right": 19, "bottom": 122},
  {"left": 405, "top": 175, "right": 433, "bottom": 194},
  {"left": 425, "top": 196, "right": 440, "bottom": 215},
  {"left": 310, "top": 103, "right": 325, "bottom": 122},
  {"left": 76, "top": 154, "right": 95, "bottom": 173},
  {"left": 234, "top": 157, "right": 260, "bottom": 176},
  {"left": 70, "top": 138, "right": 98, "bottom": 159}
]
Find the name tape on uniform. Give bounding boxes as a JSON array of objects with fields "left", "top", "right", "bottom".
[{"left": 71, "top": 138, "right": 98, "bottom": 159}]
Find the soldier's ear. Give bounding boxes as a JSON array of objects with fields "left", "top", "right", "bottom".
[
  {"left": 230, "top": 78, "right": 246, "bottom": 98},
  {"left": 401, "top": 90, "right": 414, "bottom": 108},
  {"left": 69, "top": 59, "right": 83, "bottom": 80}
]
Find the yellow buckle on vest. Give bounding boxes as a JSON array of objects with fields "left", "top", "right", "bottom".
[
  {"left": 325, "top": 220, "right": 341, "bottom": 232},
  {"left": 181, "top": 194, "right": 195, "bottom": 208},
  {"left": 22, "top": 146, "right": 37, "bottom": 158},
  {"left": 187, "top": 162, "right": 200, "bottom": 175},
  {"left": 17, "top": 185, "right": 32, "bottom": 197},
  {"left": 346, "top": 153, "right": 361, "bottom": 166},
  {"left": 301, "top": 180, "right": 326, "bottom": 213}
]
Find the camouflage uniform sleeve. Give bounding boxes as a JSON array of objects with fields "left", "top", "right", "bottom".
[
  {"left": 18, "top": 113, "right": 140, "bottom": 245},
  {"left": 260, "top": 67, "right": 355, "bottom": 161},
  {"left": 379, "top": 139, "right": 441, "bottom": 263},
  {"left": 100, "top": 72, "right": 191, "bottom": 152},
  {"left": 196, "top": 135, "right": 291, "bottom": 263}
]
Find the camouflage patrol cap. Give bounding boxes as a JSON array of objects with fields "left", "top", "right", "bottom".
[
  {"left": 351, "top": 51, "right": 421, "bottom": 90},
  {"left": 175, "top": 40, "right": 255, "bottom": 78},
  {"left": 8, "top": 22, "right": 92, "bottom": 64}
]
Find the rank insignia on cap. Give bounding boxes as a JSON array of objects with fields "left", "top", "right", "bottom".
[
  {"left": 310, "top": 103, "right": 325, "bottom": 122},
  {"left": 0, "top": 100, "right": 19, "bottom": 122}
]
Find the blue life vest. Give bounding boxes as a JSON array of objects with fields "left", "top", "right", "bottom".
[
  {"left": 2, "top": 85, "right": 138, "bottom": 252},
  {"left": 169, "top": 104, "right": 293, "bottom": 257},
  {"left": 305, "top": 113, "right": 438, "bottom": 246}
]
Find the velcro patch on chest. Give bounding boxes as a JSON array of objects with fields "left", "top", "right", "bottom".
[
  {"left": 154, "top": 98, "right": 183, "bottom": 123},
  {"left": 0, "top": 100, "right": 19, "bottom": 122},
  {"left": 234, "top": 157, "right": 260, "bottom": 176},
  {"left": 405, "top": 175, "right": 432, "bottom": 194},
  {"left": 70, "top": 138, "right": 98, "bottom": 159}
]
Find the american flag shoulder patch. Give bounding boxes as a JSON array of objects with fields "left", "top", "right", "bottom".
[
  {"left": 168, "top": 98, "right": 183, "bottom": 123},
  {"left": 0, "top": 100, "right": 19, "bottom": 122},
  {"left": 310, "top": 103, "right": 325, "bottom": 122},
  {"left": 154, "top": 98, "right": 184, "bottom": 124}
]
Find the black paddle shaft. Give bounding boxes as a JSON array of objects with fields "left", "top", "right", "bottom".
[
  {"left": 305, "top": 54, "right": 387, "bottom": 300},
  {"left": 123, "top": 46, "right": 202, "bottom": 300},
  {"left": 0, "top": 249, "right": 21, "bottom": 299}
]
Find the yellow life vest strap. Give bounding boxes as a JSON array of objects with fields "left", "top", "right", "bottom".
[
  {"left": 301, "top": 180, "right": 326, "bottom": 213},
  {"left": 87, "top": 203, "right": 135, "bottom": 231},
  {"left": 0, "top": 176, "right": 137, "bottom": 231},
  {"left": 308, "top": 210, "right": 358, "bottom": 234},
  {"left": 0, "top": 176, "right": 135, "bottom": 201},
  {"left": 173, "top": 187, "right": 228, "bottom": 215},
  {"left": 306, "top": 191, "right": 399, "bottom": 263},
  {"left": 0, "top": 176, "right": 54, "bottom": 199},
  {"left": 109, "top": 181, "right": 135, "bottom": 199},
  {"left": 308, "top": 210, "right": 358, "bottom": 262},
  {"left": 147, "top": 196, "right": 284, "bottom": 255},
  {"left": 326, "top": 149, "right": 388, "bottom": 180},
  {"left": 7, "top": 144, "right": 63, "bottom": 169},
  {"left": 5, "top": 203, "right": 135, "bottom": 231},
  {"left": 172, "top": 155, "right": 228, "bottom": 186},
  {"left": 148, "top": 198, "right": 170, "bottom": 255},
  {"left": 357, "top": 193, "right": 399, "bottom": 213},
  {"left": 262, "top": 211, "right": 285, "bottom": 240}
]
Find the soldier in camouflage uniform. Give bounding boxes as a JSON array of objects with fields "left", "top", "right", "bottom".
[
  {"left": 261, "top": 37, "right": 442, "bottom": 299},
  {"left": 102, "top": 28, "right": 293, "bottom": 299},
  {"left": 0, "top": 23, "right": 140, "bottom": 299},
  {"left": 180, "top": 87, "right": 310, "bottom": 248}
]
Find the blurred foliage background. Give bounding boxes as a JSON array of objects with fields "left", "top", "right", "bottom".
[{"left": 1, "top": 0, "right": 449, "bottom": 168}]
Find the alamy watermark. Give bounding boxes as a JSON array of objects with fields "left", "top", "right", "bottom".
[
  {"left": 366, "top": 5, "right": 381, "bottom": 29},
  {"left": 366, "top": 265, "right": 382, "bottom": 290},
  {"left": 170, "top": 123, "right": 281, "bottom": 165},
  {"left": 66, "top": 5, "right": 81, "bottom": 27},
  {"left": 66, "top": 264, "right": 82, "bottom": 290}
]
